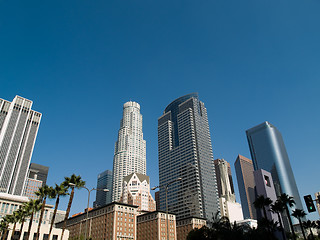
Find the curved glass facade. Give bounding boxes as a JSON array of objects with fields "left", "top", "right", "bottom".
[{"left": 246, "top": 121, "right": 303, "bottom": 225}]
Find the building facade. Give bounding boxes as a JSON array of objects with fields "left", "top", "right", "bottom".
[
  {"left": 246, "top": 121, "right": 304, "bottom": 224},
  {"left": 176, "top": 217, "right": 206, "bottom": 240},
  {"left": 23, "top": 163, "right": 49, "bottom": 200},
  {"left": 234, "top": 155, "right": 257, "bottom": 220},
  {"left": 57, "top": 202, "right": 138, "bottom": 240},
  {"left": 137, "top": 211, "right": 177, "bottom": 240},
  {"left": 214, "top": 159, "right": 243, "bottom": 222},
  {"left": 0, "top": 193, "right": 67, "bottom": 240},
  {"left": 158, "top": 93, "right": 220, "bottom": 220},
  {"left": 112, "top": 101, "right": 146, "bottom": 202},
  {"left": 253, "top": 169, "right": 279, "bottom": 222},
  {"left": 93, "top": 170, "right": 112, "bottom": 208},
  {"left": 0, "top": 96, "right": 42, "bottom": 196},
  {"left": 120, "top": 172, "right": 156, "bottom": 213}
]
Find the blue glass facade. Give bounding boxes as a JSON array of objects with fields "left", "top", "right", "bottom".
[
  {"left": 94, "top": 170, "right": 112, "bottom": 207},
  {"left": 246, "top": 121, "right": 303, "bottom": 225}
]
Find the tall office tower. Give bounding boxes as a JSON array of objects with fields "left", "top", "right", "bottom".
[
  {"left": 158, "top": 93, "right": 220, "bottom": 220},
  {"left": 23, "top": 163, "right": 49, "bottom": 200},
  {"left": 28, "top": 163, "right": 49, "bottom": 185},
  {"left": 214, "top": 159, "right": 235, "bottom": 201},
  {"left": 112, "top": 101, "right": 146, "bottom": 202},
  {"left": 0, "top": 96, "right": 41, "bottom": 196},
  {"left": 93, "top": 170, "right": 112, "bottom": 207},
  {"left": 234, "top": 155, "right": 257, "bottom": 219},
  {"left": 246, "top": 121, "right": 304, "bottom": 224},
  {"left": 120, "top": 172, "right": 156, "bottom": 213},
  {"left": 214, "top": 159, "right": 243, "bottom": 222}
]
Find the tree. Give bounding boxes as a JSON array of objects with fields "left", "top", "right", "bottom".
[
  {"left": 60, "top": 174, "right": 85, "bottom": 240},
  {"left": 254, "top": 195, "right": 273, "bottom": 219},
  {"left": 24, "top": 199, "right": 42, "bottom": 240},
  {"left": 35, "top": 185, "right": 52, "bottom": 240},
  {"left": 278, "top": 193, "right": 296, "bottom": 240},
  {"left": 270, "top": 200, "right": 286, "bottom": 240},
  {"left": 10, "top": 210, "right": 21, "bottom": 240},
  {"left": 0, "top": 217, "right": 9, "bottom": 240},
  {"left": 14, "top": 207, "right": 28, "bottom": 240},
  {"left": 303, "top": 220, "right": 316, "bottom": 240},
  {"left": 48, "top": 183, "right": 68, "bottom": 240},
  {"left": 291, "top": 209, "right": 307, "bottom": 240}
]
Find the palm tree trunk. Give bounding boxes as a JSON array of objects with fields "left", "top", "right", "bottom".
[
  {"left": 285, "top": 206, "right": 296, "bottom": 240},
  {"left": 35, "top": 198, "right": 46, "bottom": 240},
  {"left": 48, "top": 196, "right": 60, "bottom": 240},
  {"left": 298, "top": 218, "right": 306, "bottom": 240},
  {"left": 26, "top": 213, "right": 34, "bottom": 240},
  {"left": 11, "top": 222, "right": 17, "bottom": 240},
  {"left": 263, "top": 206, "right": 267, "bottom": 219},
  {"left": 277, "top": 212, "right": 286, "bottom": 240},
  {"left": 19, "top": 218, "right": 25, "bottom": 240},
  {"left": 309, "top": 227, "right": 314, "bottom": 240},
  {"left": 3, "top": 228, "right": 9, "bottom": 240},
  {"left": 61, "top": 188, "right": 75, "bottom": 240}
]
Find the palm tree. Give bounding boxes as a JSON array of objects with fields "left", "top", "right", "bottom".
[
  {"left": 303, "top": 220, "right": 316, "bottom": 240},
  {"left": 14, "top": 208, "right": 27, "bottom": 240},
  {"left": 9, "top": 210, "right": 21, "bottom": 240},
  {"left": 0, "top": 217, "right": 9, "bottom": 240},
  {"left": 254, "top": 195, "right": 273, "bottom": 219},
  {"left": 60, "top": 174, "right": 85, "bottom": 240},
  {"left": 35, "top": 185, "right": 52, "bottom": 240},
  {"left": 291, "top": 209, "right": 307, "bottom": 240},
  {"left": 25, "top": 199, "right": 42, "bottom": 240},
  {"left": 270, "top": 200, "right": 286, "bottom": 240},
  {"left": 48, "top": 183, "right": 68, "bottom": 240},
  {"left": 19, "top": 202, "right": 32, "bottom": 240},
  {"left": 0, "top": 220, "right": 8, "bottom": 239},
  {"left": 278, "top": 193, "right": 296, "bottom": 240}
]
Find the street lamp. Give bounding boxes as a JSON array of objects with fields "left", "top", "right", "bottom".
[
  {"left": 69, "top": 183, "right": 109, "bottom": 240},
  {"left": 151, "top": 177, "right": 182, "bottom": 240}
]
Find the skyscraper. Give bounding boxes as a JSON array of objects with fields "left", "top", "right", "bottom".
[
  {"left": 158, "top": 93, "right": 219, "bottom": 220},
  {"left": 23, "top": 163, "right": 49, "bottom": 200},
  {"left": 214, "top": 159, "right": 235, "bottom": 200},
  {"left": 0, "top": 96, "right": 41, "bottom": 196},
  {"left": 234, "top": 155, "right": 257, "bottom": 219},
  {"left": 246, "top": 121, "right": 304, "bottom": 224},
  {"left": 214, "top": 159, "right": 243, "bottom": 222},
  {"left": 94, "top": 170, "right": 112, "bottom": 207},
  {"left": 112, "top": 101, "right": 146, "bottom": 202}
]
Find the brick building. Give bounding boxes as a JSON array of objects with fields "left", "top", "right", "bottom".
[
  {"left": 137, "top": 211, "right": 176, "bottom": 240},
  {"left": 176, "top": 217, "right": 206, "bottom": 240},
  {"left": 57, "top": 202, "right": 138, "bottom": 240}
]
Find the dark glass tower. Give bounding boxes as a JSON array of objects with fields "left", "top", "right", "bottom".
[
  {"left": 246, "top": 121, "right": 303, "bottom": 224},
  {"left": 158, "top": 93, "right": 220, "bottom": 220},
  {"left": 94, "top": 170, "right": 112, "bottom": 207}
]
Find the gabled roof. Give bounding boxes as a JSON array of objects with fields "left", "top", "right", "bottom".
[{"left": 123, "top": 172, "right": 149, "bottom": 184}]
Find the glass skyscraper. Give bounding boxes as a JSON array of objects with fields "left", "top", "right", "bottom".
[
  {"left": 158, "top": 93, "right": 220, "bottom": 220},
  {"left": 94, "top": 169, "right": 112, "bottom": 207},
  {"left": 246, "top": 121, "right": 303, "bottom": 224}
]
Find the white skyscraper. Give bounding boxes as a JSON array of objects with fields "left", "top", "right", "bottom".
[
  {"left": 0, "top": 96, "right": 42, "bottom": 196},
  {"left": 112, "top": 101, "right": 146, "bottom": 202}
]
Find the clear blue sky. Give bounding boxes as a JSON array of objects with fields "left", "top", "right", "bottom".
[{"left": 1, "top": 0, "right": 319, "bottom": 220}]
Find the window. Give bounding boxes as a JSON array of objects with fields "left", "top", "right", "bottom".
[{"left": 264, "top": 175, "right": 271, "bottom": 187}]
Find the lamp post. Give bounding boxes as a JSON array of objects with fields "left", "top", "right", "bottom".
[
  {"left": 151, "top": 177, "right": 182, "bottom": 240},
  {"left": 69, "top": 184, "right": 108, "bottom": 240}
]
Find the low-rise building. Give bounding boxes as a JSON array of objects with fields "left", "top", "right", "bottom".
[
  {"left": 176, "top": 217, "right": 206, "bottom": 240},
  {"left": 120, "top": 173, "right": 156, "bottom": 214},
  {"left": 0, "top": 193, "right": 67, "bottom": 240},
  {"left": 137, "top": 211, "right": 176, "bottom": 240},
  {"left": 56, "top": 202, "right": 138, "bottom": 240}
]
